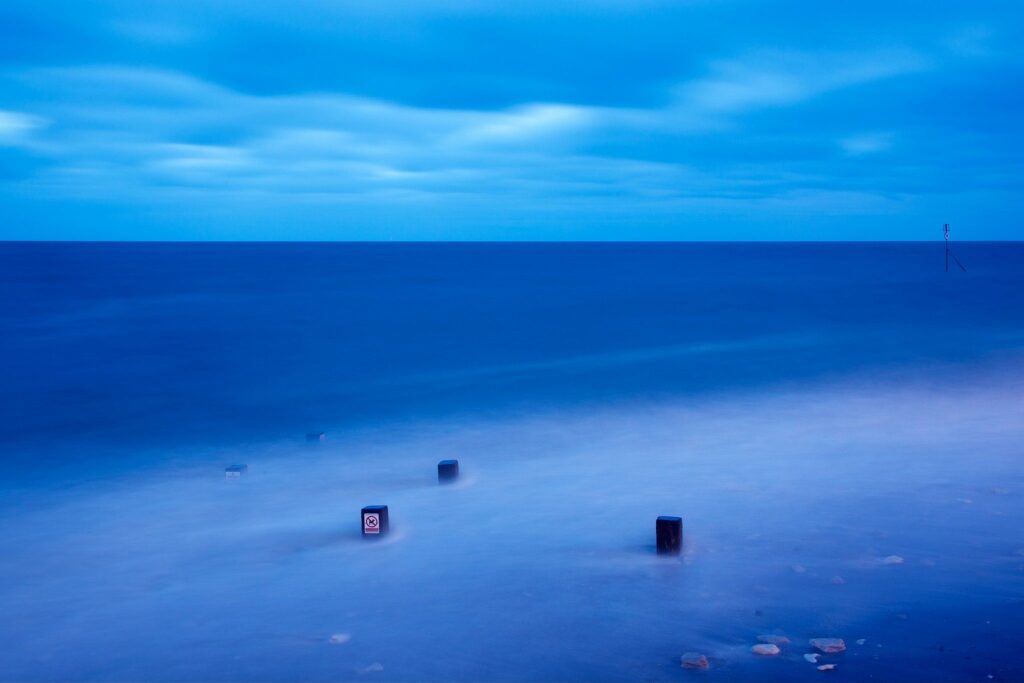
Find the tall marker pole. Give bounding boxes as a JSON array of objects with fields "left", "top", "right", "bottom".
[
  {"left": 944, "top": 224, "right": 967, "bottom": 272},
  {"left": 944, "top": 223, "right": 950, "bottom": 273}
]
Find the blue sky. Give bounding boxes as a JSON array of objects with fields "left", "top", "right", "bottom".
[{"left": 0, "top": 1, "right": 1021, "bottom": 240}]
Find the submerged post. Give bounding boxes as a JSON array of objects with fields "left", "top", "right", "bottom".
[
  {"left": 361, "top": 505, "right": 389, "bottom": 537},
  {"left": 225, "top": 464, "right": 248, "bottom": 479},
  {"left": 656, "top": 516, "right": 683, "bottom": 555},
  {"left": 437, "top": 459, "right": 459, "bottom": 483}
]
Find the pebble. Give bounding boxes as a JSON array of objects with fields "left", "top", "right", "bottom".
[
  {"left": 328, "top": 633, "right": 351, "bottom": 645},
  {"left": 680, "top": 653, "right": 709, "bottom": 670},
  {"left": 882, "top": 555, "right": 904, "bottom": 565},
  {"left": 757, "top": 635, "right": 790, "bottom": 645},
  {"left": 810, "top": 638, "right": 847, "bottom": 654},
  {"left": 752, "top": 644, "right": 781, "bottom": 656},
  {"left": 357, "top": 663, "right": 384, "bottom": 675},
  {"left": 818, "top": 664, "right": 837, "bottom": 671},
  {"left": 804, "top": 654, "right": 820, "bottom": 663},
  {"left": 856, "top": 639, "right": 866, "bottom": 645}
]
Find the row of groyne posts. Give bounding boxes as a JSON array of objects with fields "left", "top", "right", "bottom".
[{"left": 225, "top": 432, "right": 684, "bottom": 554}]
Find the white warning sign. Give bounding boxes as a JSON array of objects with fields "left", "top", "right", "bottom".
[{"left": 363, "top": 512, "right": 380, "bottom": 534}]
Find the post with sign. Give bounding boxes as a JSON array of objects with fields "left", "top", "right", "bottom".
[
  {"left": 656, "top": 516, "right": 683, "bottom": 555},
  {"left": 361, "top": 505, "right": 390, "bottom": 538},
  {"left": 437, "top": 459, "right": 459, "bottom": 483}
]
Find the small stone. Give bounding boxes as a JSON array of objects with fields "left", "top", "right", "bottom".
[
  {"left": 818, "top": 664, "right": 837, "bottom": 671},
  {"left": 810, "top": 638, "right": 847, "bottom": 654},
  {"left": 882, "top": 555, "right": 904, "bottom": 565},
  {"left": 757, "top": 635, "right": 790, "bottom": 645},
  {"left": 752, "top": 644, "right": 781, "bottom": 656},
  {"left": 856, "top": 639, "right": 866, "bottom": 645},
  {"left": 328, "top": 633, "right": 351, "bottom": 644},
  {"left": 804, "top": 654, "right": 820, "bottom": 663},
  {"left": 357, "top": 663, "right": 384, "bottom": 675},
  {"left": 680, "top": 653, "right": 709, "bottom": 670},
  {"left": 830, "top": 575, "right": 846, "bottom": 585}
]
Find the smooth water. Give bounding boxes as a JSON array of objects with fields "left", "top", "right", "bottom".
[{"left": 1, "top": 242, "right": 1022, "bottom": 681}]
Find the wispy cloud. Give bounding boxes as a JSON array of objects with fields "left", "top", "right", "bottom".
[
  {"left": 0, "top": 110, "right": 46, "bottom": 145},
  {"left": 839, "top": 132, "right": 895, "bottom": 156},
  {"left": 4, "top": 47, "right": 934, "bottom": 204}
]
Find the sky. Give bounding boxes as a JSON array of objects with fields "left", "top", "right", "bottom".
[{"left": 0, "top": 0, "right": 1022, "bottom": 240}]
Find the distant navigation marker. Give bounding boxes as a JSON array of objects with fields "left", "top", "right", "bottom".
[{"left": 944, "top": 224, "right": 967, "bottom": 272}]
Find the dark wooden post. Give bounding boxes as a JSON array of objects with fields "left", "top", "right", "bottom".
[
  {"left": 656, "top": 516, "right": 683, "bottom": 554},
  {"left": 361, "top": 505, "right": 389, "bottom": 537},
  {"left": 437, "top": 459, "right": 459, "bottom": 483},
  {"left": 225, "top": 464, "right": 248, "bottom": 478}
]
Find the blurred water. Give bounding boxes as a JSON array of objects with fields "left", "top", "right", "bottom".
[{"left": 1, "top": 242, "right": 1023, "bottom": 681}]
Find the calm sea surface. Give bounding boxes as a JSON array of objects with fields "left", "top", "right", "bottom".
[{"left": 1, "top": 242, "right": 1022, "bottom": 681}]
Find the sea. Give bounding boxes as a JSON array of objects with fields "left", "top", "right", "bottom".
[{"left": 0, "top": 241, "right": 1022, "bottom": 682}]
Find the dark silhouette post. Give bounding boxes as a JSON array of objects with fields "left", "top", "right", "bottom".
[
  {"left": 361, "top": 505, "right": 389, "bottom": 537},
  {"left": 438, "top": 459, "right": 459, "bottom": 483},
  {"left": 656, "top": 516, "right": 683, "bottom": 555},
  {"left": 225, "top": 464, "right": 248, "bottom": 478}
]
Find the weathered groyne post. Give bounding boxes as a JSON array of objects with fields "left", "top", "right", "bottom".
[
  {"left": 656, "top": 516, "right": 683, "bottom": 554},
  {"left": 437, "top": 459, "right": 459, "bottom": 483},
  {"left": 225, "top": 464, "right": 248, "bottom": 479},
  {"left": 361, "top": 505, "right": 390, "bottom": 537}
]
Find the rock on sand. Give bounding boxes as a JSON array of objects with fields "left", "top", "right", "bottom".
[
  {"left": 818, "top": 664, "right": 837, "bottom": 671},
  {"left": 804, "top": 654, "right": 820, "bottom": 663},
  {"left": 680, "top": 653, "right": 709, "bottom": 670},
  {"left": 752, "top": 644, "right": 781, "bottom": 656},
  {"left": 356, "top": 663, "right": 384, "bottom": 675},
  {"left": 810, "top": 638, "right": 847, "bottom": 654}
]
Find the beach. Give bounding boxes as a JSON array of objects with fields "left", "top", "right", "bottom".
[{"left": 1, "top": 242, "right": 1022, "bottom": 681}]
